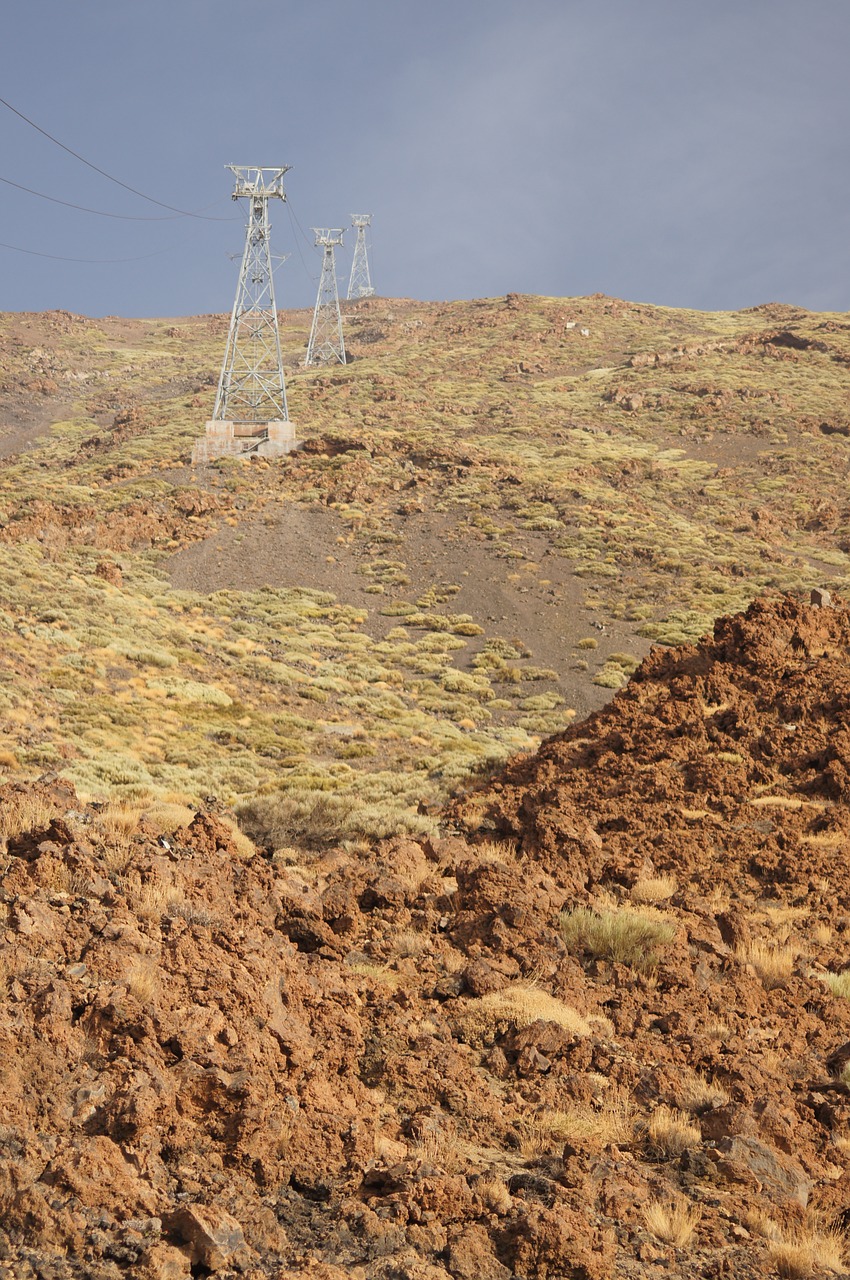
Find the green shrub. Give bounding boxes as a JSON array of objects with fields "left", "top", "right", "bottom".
[{"left": 560, "top": 906, "right": 676, "bottom": 972}]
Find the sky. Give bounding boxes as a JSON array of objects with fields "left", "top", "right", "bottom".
[{"left": 0, "top": 0, "right": 848, "bottom": 317}]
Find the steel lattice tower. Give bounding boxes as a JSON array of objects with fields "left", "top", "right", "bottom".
[
  {"left": 305, "top": 229, "right": 346, "bottom": 366},
  {"left": 213, "top": 166, "right": 291, "bottom": 423},
  {"left": 347, "top": 214, "right": 374, "bottom": 300}
]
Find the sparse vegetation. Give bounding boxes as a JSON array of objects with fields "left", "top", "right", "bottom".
[
  {"left": 735, "top": 938, "right": 797, "bottom": 989},
  {"left": 126, "top": 958, "right": 159, "bottom": 1005},
  {"left": 630, "top": 874, "right": 676, "bottom": 903},
  {"left": 3, "top": 295, "right": 850, "bottom": 1280},
  {"left": 458, "top": 985, "right": 599, "bottom": 1047},
  {"left": 748, "top": 1215, "right": 846, "bottom": 1278},
  {"left": 643, "top": 1198, "right": 701, "bottom": 1248},
  {"left": 646, "top": 1105, "right": 702, "bottom": 1157},
  {"left": 674, "top": 1071, "right": 731, "bottom": 1113},
  {"left": 560, "top": 905, "right": 676, "bottom": 972},
  {"left": 823, "top": 970, "right": 850, "bottom": 1000},
  {"left": 537, "top": 1086, "right": 634, "bottom": 1149}
]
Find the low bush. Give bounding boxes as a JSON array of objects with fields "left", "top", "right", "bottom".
[{"left": 560, "top": 905, "right": 676, "bottom": 972}]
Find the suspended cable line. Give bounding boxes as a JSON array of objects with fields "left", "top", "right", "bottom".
[
  {"left": 0, "top": 173, "right": 189, "bottom": 220},
  {"left": 0, "top": 94, "right": 235, "bottom": 221},
  {"left": 286, "top": 199, "right": 318, "bottom": 285},
  {"left": 0, "top": 239, "right": 174, "bottom": 264}
]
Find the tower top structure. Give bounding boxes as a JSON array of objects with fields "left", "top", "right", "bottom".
[
  {"left": 226, "top": 165, "right": 291, "bottom": 199},
  {"left": 313, "top": 227, "right": 345, "bottom": 248}
]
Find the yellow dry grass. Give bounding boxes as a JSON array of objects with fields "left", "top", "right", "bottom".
[
  {"left": 754, "top": 1217, "right": 846, "bottom": 1278},
  {"left": 748, "top": 795, "right": 803, "bottom": 810},
  {"left": 643, "top": 1198, "right": 701, "bottom": 1248},
  {"left": 474, "top": 838, "right": 520, "bottom": 864},
  {"left": 126, "top": 958, "right": 159, "bottom": 1005},
  {"left": 127, "top": 877, "right": 183, "bottom": 920},
  {"left": 646, "top": 1105, "right": 702, "bottom": 1157},
  {"left": 630, "top": 874, "right": 676, "bottom": 903},
  {"left": 477, "top": 1176, "right": 512, "bottom": 1215},
  {"left": 474, "top": 986, "right": 595, "bottom": 1036},
  {"left": 735, "top": 938, "right": 797, "bottom": 989},
  {"left": 674, "top": 1071, "right": 731, "bottom": 1113},
  {"left": 823, "top": 971, "right": 850, "bottom": 1000},
  {"left": 536, "top": 1086, "right": 634, "bottom": 1150},
  {"left": 347, "top": 961, "right": 401, "bottom": 989},
  {"left": 560, "top": 905, "right": 676, "bottom": 972},
  {"left": 0, "top": 793, "right": 56, "bottom": 846}
]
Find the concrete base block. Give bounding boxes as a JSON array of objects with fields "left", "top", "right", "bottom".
[{"left": 192, "top": 419, "right": 302, "bottom": 464}]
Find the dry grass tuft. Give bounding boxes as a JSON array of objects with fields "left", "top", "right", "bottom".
[
  {"left": 477, "top": 1176, "right": 512, "bottom": 1215},
  {"left": 749, "top": 1215, "right": 846, "bottom": 1278},
  {"left": 476, "top": 986, "right": 595, "bottom": 1036},
  {"left": 126, "top": 958, "right": 159, "bottom": 1005},
  {"left": 128, "top": 877, "right": 184, "bottom": 920},
  {"left": 643, "top": 1197, "right": 701, "bottom": 1248},
  {"left": 748, "top": 794, "right": 803, "bottom": 810},
  {"left": 560, "top": 905, "right": 676, "bottom": 972},
  {"left": 735, "top": 938, "right": 797, "bottom": 989},
  {"left": 703, "top": 1017, "right": 731, "bottom": 1041},
  {"left": 823, "top": 970, "right": 850, "bottom": 1000},
  {"left": 675, "top": 1071, "right": 731, "bottom": 1113},
  {"left": 538, "top": 1086, "right": 634, "bottom": 1150},
  {"left": 457, "top": 983, "right": 612, "bottom": 1049},
  {"left": 171, "top": 899, "right": 217, "bottom": 927},
  {"left": 141, "top": 799, "right": 196, "bottom": 834},
  {"left": 474, "top": 838, "right": 520, "bottom": 864},
  {"left": 217, "top": 813, "right": 257, "bottom": 860},
  {"left": 630, "top": 874, "right": 677, "bottom": 903},
  {"left": 414, "top": 1117, "right": 462, "bottom": 1173},
  {"left": 646, "top": 1105, "right": 702, "bottom": 1157},
  {"left": 392, "top": 929, "right": 431, "bottom": 959},
  {"left": 0, "top": 793, "right": 56, "bottom": 848},
  {"left": 347, "top": 961, "right": 401, "bottom": 989}
]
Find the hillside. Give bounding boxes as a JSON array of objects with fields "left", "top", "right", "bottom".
[
  {"left": 0, "top": 294, "right": 847, "bottom": 832},
  {"left": 3, "top": 595, "right": 850, "bottom": 1278},
  {"left": 1, "top": 295, "right": 850, "bottom": 1276}
]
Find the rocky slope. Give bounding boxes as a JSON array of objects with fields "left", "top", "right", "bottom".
[{"left": 3, "top": 593, "right": 850, "bottom": 1278}]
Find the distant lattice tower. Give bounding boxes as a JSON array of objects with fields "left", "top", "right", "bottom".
[
  {"left": 305, "top": 229, "right": 346, "bottom": 366},
  {"left": 194, "top": 166, "right": 300, "bottom": 462},
  {"left": 347, "top": 214, "right": 374, "bottom": 300}
]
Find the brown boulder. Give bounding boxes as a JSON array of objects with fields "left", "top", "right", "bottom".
[
  {"left": 40, "top": 1135, "right": 160, "bottom": 1218},
  {"left": 447, "top": 1223, "right": 511, "bottom": 1280},
  {"left": 462, "top": 959, "right": 505, "bottom": 996},
  {"left": 712, "top": 1135, "right": 811, "bottom": 1206},
  {"left": 163, "top": 1205, "right": 248, "bottom": 1271}
]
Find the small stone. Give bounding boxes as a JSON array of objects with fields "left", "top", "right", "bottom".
[{"left": 811, "top": 587, "right": 832, "bottom": 607}]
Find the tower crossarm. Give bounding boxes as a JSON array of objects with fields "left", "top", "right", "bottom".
[
  {"left": 226, "top": 165, "right": 291, "bottom": 200},
  {"left": 312, "top": 227, "right": 345, "bottom": 247}
]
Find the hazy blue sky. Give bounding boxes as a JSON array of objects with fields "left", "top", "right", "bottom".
[{"left": 1, "top": 1, "right": 847, "bottom": 316}]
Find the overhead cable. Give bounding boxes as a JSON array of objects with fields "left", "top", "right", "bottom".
[
  {"left": 0, "top": 94, "right": 234, "bottom": 221},
  {"left": 286, "top": 199, "right": 318, "bottom": 284},
  {"left": 0, "top": 173, "right": 184, "bottom": 220},
  {"left": 0, "top": 239, "right": 173, "bottom": 264}
]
